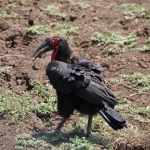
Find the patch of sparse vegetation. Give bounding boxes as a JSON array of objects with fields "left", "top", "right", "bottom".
[
  {"left": 115, "top": 99, "right": 134, "bottom": 113},
  {"left": 136, "top": 106, "right": 150, "bottom": 116},
  {"left": 15, "top": 134, "right": 53, "bottom": 149},
  {"left": 71, "top": 122, "right": 85, "bottom": 134},
  {"left": 92, "top": 115, "right": 109, "bottom": 131},
  {"left": 5, "top": 4, "right": 16, "bottom": 10},
  {"left": 14, "top": 121, "right": 112, "bottom": 150},
  {"left": 54, "top": 23, "right": 79, "bottom": 35},
  {"left": 33, "top": 84, "right": 55, "bottom": 102},
  {"left": 116, "top": 98, "right": 150, "bottom": 123},
  {"left": 147, "top": 19, "right": 150, "bottom": 25},
  {"left": 0, "top": 84, "right": 56, "bottom": 123},
  {"left": 125, "top": 38, "right": 150, "bottom": 52},
  {"left": 121, "top": 3, "right": 150, "bottom": 20},
  {"left": 0, "top": 90, "right": 31, "bottom": 123},
  {"left": 0, "top": 11, "right": 8, "bottom": 18},
  {"left": 121, "top": 73, "right": 150, "bottom": 93},
  {"left": 115, "top": 125, "right": 141, "bottom": 143},
  {"left": 91, "top": 32, "right": 137, "bottom": 47},
  {"left": 23, "top": 1, "right": 32, "bottom": 6},
  {"left": 40, "top": 6, "right": 54, "bottom": 16},
  {"left": 109, "top": 79, "right": 120, "bottom": 83},
  {"left": 26, "top": 25, "right": 49, "bottom": 36},
  {"left": 0, "top": 10, "right": 21, "bottom": 18},
  {"left": 78, "top": 2, "right": 90, "bottom": 9},
  {"left": 32, "top": 84, "right": 57, "bottom": 115},
  {"left": 36, "top": 12, "right": 43, "bottom": 18},
  {"left": 69, "top": 122, "right": 113, "bottom": 149},
  {"left": 91, "top": 32, "right": 137, "bottom": 54},
  {"left": 56, "top": 12, "right": 67, "bottom": 19},
  {"left": 146, "top": 37, "right": 150, "bottom": 44},
  {"left": 0, "top": 4, "right": 21, "bottom": 18},
  {"left": 133, "top": 45, "right": 150, "bottom": 52},
  {"left": 40, "top": 6, "right": 67, "bottom": 20},
  {"left": 60, "top": 136, "right": 95, "bottom": 150},
  {"left": 0, "top": 66, "right": 13, "bottom": 74}
]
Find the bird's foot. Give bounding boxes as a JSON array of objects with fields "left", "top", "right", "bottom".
[
  {"left": 84, "top": 131, "right": 93, "bottom": 137},
  {"left": 49, "top": 129, "right": 63, "bottom": 136}
]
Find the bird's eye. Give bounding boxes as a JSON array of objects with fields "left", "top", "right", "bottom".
[
  {"left": 51, "top": 39, "right": 55, "bottom": 44},
  {"left": 50, "top": 39, "right": 55, "bottom": 45},
  {"left": 50, "top": 38, "right": 60, "bottom": 46}
]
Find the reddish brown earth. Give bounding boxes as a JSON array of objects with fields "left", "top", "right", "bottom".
[{"left": 0, "top": 0, "right": 150, "bottom": 149}]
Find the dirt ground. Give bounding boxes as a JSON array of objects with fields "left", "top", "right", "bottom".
[{"left": 0, "top": 0, "right": 150, "bottom": 149}]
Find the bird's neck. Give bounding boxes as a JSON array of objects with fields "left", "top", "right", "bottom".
[
  {"left": 51, "top": 46, "right": 59, "bottom": 61},
  {"left": 51, "top": 46, "right": 71, "bottom": 63}
]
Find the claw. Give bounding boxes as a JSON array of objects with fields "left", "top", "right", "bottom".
[
  {"left": 84, "top": 131, "right": 93, "bottom": 137},
  {"left": 49, "top": 129, "right": 63, "bottom": 136}
]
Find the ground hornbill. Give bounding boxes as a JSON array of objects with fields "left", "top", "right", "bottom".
[{"left": 32, "top": 36, "right": 127, "bottom": 136}]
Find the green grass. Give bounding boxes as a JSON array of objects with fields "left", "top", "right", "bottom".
[
  {"left": 15, "top": 133, "right": 97, "bottom": 150},
  {"left": 78, "top": 2, "right": 90, "bottom": 9},
  {"left": 109, "top": 79, "right": 120, "bottom": 83},
  {"left": 121, "top": 3, "right": 150, "bottom": 20},
  {"left": 0, "top": 11, "right": 9, "bottom": 18},
  {"left": 40, "top": 6, "right": 67, "bottom": 20},
  {"left": 125, "top": 37, "right": 150, "bottom": 52},
  {"left": 0, "top": 4, "right": 21, "bottom": 18},
  {"left": 146, "top": 37, "right": 150, "bottom": 44},
  {"left": 0, "top": 84, "right": 56, "bottom": 123},
  {"left": 56, "top": 12, "right": 67, "bottom": 19},
  {"left": 23, "top": 1, "right": 32, "bottom": 6},
  {"left": 54, "top": 23, "right": 79, "bottom": 35},
  {"left": 5, "top": 4, "right": 16, "bottom": 10},
  {"left": 132, "top": 45, "right": 150, "bottom": 52},
  {"left": 40, "top": 6, "right": 54, "bottom": 16},
  {"left": 0, "top": 10, "right": 21, "bottom": 18},
  {"left": 91, "top": 32, "right": 137, "bottom": 54},
  {"left": 136, "top": 106, "right": 150, "bottom": 116},
  {"left": 26, "top": 25, "right": 49, "bottom": 36},
  {"left": 14, "top": 124, "right": 112, "bottom": 150},
  {"left": 10, "top": 91, "right": 149, "bottom": 150},
  {"left": 115, "top": 98, "right": 150, "bottom": 123},
  {"left": 32, "top": 84, "right": 57, "bottom": 115},
  {"left": 147, "top": 19, "right": 150, "bottom": 25},
  {"left": 60, "top": 136, "right": 98, "bottom": 150},
  {"left": 121, "top": 73, "right": 150, "bottom": 92},
  {"left": 0, "top": 90, "right": 31, "bottom": 123},
  {"left": 36, "top": 12, "right": 43, "bottom": 18},
  {"left": 91, "top": 32, "right": 137, "bottom": 47},
  {"left": 15, "top": 134, "right": 53, "bottom": 149},
  {"left": 0, "top": 66, "right": 13, "bottom": 74}
]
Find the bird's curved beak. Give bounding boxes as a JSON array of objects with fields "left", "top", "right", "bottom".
[{"left": 32, "top": 39, "right": 55, "bottom": 60}]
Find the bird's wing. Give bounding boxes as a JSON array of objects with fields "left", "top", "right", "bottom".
[
  {"left": 71, "top": 56, "right": 104, "bottom": 73},
  {"left": 71, "top": 56, "right": 104, "bottom": 83},
  {"left": 46, "top": 61, "right": 118, "bottom": 107}
]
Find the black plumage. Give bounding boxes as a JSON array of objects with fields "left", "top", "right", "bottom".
[{"left": 32, "top": 36, "right": 127, "bottom": 136}]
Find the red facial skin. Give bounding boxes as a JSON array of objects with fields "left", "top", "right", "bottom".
[{"left": 50, "top": 38, "right": 60, "bottom": 61}]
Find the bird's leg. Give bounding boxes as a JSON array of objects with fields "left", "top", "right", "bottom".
[
  {"left": 85, "top": 114, "right": 93, "bottom": 137},
  {"left": 50, "top": 117, "right": 69, "bottom": 135}
]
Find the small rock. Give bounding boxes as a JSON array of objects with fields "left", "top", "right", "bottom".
[
  {"left": 139, "top": 61, "right": 147, "bottom": 68},
  {"left": 93, "top": 17, "right": 98, "bottom": 22},
  {"left": 32, "top": 65, "right": 39, "bottom": 70},
  {"left": 28, "top": 19, "right": 34, "bottom": 26},
  {"left": 70, "top": 15, "right": 78, "bottom": 22},
  {"left": 123, "top": 26, "right": 128, "bottom": 30}
]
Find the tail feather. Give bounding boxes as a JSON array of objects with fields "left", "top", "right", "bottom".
[{"left": 93, "top": 106, "right": 127, "bottom": 130}]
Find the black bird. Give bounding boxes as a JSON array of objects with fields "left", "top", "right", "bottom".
[{"left": 32, "top": 36, "right": 127, "bottom": 136}]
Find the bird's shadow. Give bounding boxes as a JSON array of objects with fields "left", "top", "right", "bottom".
[{"left": 32, "top": 128, "right": 111, "bottom": 148}]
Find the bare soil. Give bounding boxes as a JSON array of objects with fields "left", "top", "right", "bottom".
[{"left": 0, "top": 0, "right": 150, "bottom": 149}]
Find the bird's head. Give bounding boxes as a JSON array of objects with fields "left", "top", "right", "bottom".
[{"left": 32, "top": 36, "right": 71, "bottom": 63}]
